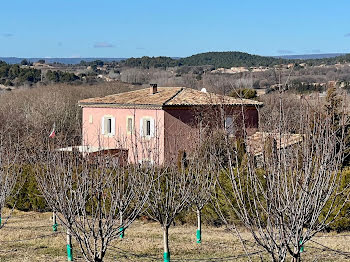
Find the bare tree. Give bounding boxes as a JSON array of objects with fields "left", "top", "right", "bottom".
[
  {"left": 187, "top": 144, "right": 216, "bottom": 244},
  {"left": 259, "top": 92, "right": 305, "bottom": 133},
  {"left": 34, "top": 150, "right": 150, "bottom": 262},
  {"left": 145, "top": 164, "right": 194, "bottom": 262},
  {"left": 0, "top": 139, "right": 21, "bottom": 229},
  {"left": 213, "top": 93, "right": 349, "bottom": 261}
]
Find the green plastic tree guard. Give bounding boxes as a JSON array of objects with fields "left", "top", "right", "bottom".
[
  {"left": 299, "top": 239, "right": 304, "bottom": 253},
  {"left": 196, "top": 229, "right": 201, "bottom": 243},
  {"left": 67, "top": 244, "right": 73, "bottom": 261},
  {"left": 67, "top": 229, "right": 73, "bottom": 261},
  {"left": 52, "top": 212, "right": 58, "bottom": 232},
  {"left": 164, "top": 251, "right": 170, "bottom": 262},
  {"left": 119, "top": 227, "right": 124, "bottom": 239}
]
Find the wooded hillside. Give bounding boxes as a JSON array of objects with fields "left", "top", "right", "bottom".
[{"left": 121, "top": 51, "right": 350, "bottom": 69}]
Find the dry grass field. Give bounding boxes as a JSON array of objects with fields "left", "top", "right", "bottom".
[{"left": 0, "top": 210, "right": 349, "bottom": 261}]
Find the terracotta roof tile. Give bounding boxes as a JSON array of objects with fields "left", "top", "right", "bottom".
[
  {"left": 79, "top": 87, "right": 182, "bottom": 106},
  {"left": 165, "top": 88, "right": 263, "bottom": 106},
  {"left": 78, "top": 87, "right": 263, "bottom": 107}
]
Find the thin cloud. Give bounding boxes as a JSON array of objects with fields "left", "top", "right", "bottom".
[
  {"left": 345, "top": 33, "right": 350, "bottom": 37},
  {"left": 312, "top": 49, "right": 321, "bottom": 53},
  {"left": 3, "top": 33, "right": 13, "bottom": 37},
  {"left": 136, "top": 47, "right": 145, "bottom": 50},
  {"left": 93, "top": 42, "right": 115, "bottom": 48},
  {"left": 277, "top": 49, "right": 295, "bottom": 54}
]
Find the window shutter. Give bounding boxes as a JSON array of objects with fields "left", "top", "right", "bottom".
[
  {"left": 143, "top": 118, "right": 148, "bottom": 136},
  {"left": 127, "top": 118, "right": 132, "bottom": 133},
  {"left": 101, "top": 117, "right": 105, "bottom": 135},
  {"left": 150, "top": 118, "right": 155, "bottom": 137},
  {"left": 140, "top": 118, "right": 144, "bottom": 136},
  {"left": 105, "top": 117, "right": 109, "bottom": 134},
  {"left": 225, "top": 116, "right": 233, "bottom": 128},
  {"left": 111, "top": 117, "right": 116, "bottom": 135},
  {"left": 225, "top": 116, "right": 234, "bottom": 134}
]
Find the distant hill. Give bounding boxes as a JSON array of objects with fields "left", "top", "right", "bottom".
[
  {"left": 121, "top": 56, "right": 180, "bottom": 68},
  {"left": 2, "top": 52, "right": 350, "bottom": 68},
  {"left": 0, "top": 57, "right": 126, "bottom": 65},
  {"left": 179, "top": 51, "right": 286, "bottom": 68},
  {"left": 121, "top": 52, "right": 288, "bottom": 69},
  {"left": 2, "top": 52, "right": 286, "bottom": 68},
  {"left": 275, "top": 53, "right": 346, "bottom": 60},
  {"left": 179, "top": 52, "right": 350, "bottom": 68}
]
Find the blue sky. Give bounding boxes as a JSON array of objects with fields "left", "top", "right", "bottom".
[{"left": 1, "top": 0, "right": 349, "bottom": 58}]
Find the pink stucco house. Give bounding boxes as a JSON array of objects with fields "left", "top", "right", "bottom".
[{"left": 78, "top": 85, "right": 262, "bottom": 165}]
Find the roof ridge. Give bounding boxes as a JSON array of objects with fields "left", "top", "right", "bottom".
[
  {"left": 79, "top": 86, "right": 181, "bottom": 102},
  {"left": 84, "top": 87, "right": 145, "bottom": 101},
  {"left": 163, "top": 87, "right": 185, "bottom": 105}
]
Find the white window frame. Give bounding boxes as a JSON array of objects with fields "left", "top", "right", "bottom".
[
  {"left": 101, "top": 115, "right": 116, "bottom": 137},
  {"left": 140, "top": 117, "right": 155, "bottom": 139},
  {"left": 126, "top": 116, "right": 134, "bottom": 135}
]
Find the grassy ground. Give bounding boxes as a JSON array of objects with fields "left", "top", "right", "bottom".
[{"left": 0, "top": 210, "right": 349, "bottom": 261}]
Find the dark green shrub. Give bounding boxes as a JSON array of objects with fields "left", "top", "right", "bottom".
[
  {"left": 321, "top": 169, "right": 350, "bottom": 232},
  {"left": 7, "top": 165, "right": 48, "bottom": 212},
  {"left": 230, "top": 88, "right": 257, "bottom": 99}
]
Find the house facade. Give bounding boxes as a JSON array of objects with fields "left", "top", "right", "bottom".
[{"left": 78, "top": 85, "right": 263, "bottom": 164}]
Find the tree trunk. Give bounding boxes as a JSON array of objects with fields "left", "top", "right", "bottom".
[
  {"left": 292, "top": 256, "right": 300, "bottom": 262},
  {"left": 94, "top": 254, "right": 104, "bottom": 262},
  {"left": 196, "top": 208, "right": 201, "bottom": 243},
  {"left": 163, "top": 226, "right": 170, "bottom": 262},
  {"left": 0, "top": 208, "right": 2, "bottom": 227},
  {"left": 66, "top": 229, "right": 73, "bottom": 261},
  {"left": 52, "top": 211, "right": 57, "bottom": 232},
  {"left": 119, "top": 211, "right": 124, "bottom": 239},
  {"left": 291, "top": 249, "right": 301, "bottom": 262}
]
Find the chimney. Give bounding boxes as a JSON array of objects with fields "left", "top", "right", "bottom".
[{"left": 150, "top": 83, "right": 157, "bottom": 94}]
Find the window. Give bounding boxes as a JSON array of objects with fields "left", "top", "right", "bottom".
[
  {"left": 146, "top": 120, "right": 151, "bottom": 136},
  {"left": 127, "top": 117, "right": 133, "bottom": 134},
  {"left": 225, "top": 116, "right": 234, "bottom": 135},
  {"left": 107, "top": 118, "right": 112, "bottom": 134},
  {"left": 140, "top": 117, "right": 154, "bottom": 138},
  {"left": 101, "top": 116, "right": 115, "bottom": 136}
]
